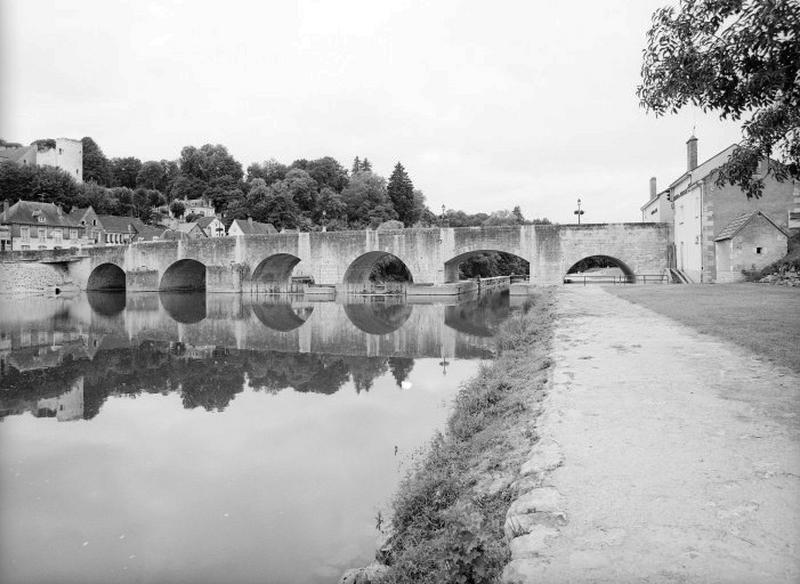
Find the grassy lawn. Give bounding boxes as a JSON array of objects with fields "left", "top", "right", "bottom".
[{"left": 606, "top": 284, "right": 800, "bottom": 374}]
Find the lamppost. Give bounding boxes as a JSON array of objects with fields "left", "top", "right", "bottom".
[
  {"left": 574, "top": 198, "right": 584, "bottom": 225},
  {"left": 321, "top": 209, "right": 327, "bottom": 232},
  {"left": 440, "top": 204, "right": 447, "bottom": 227}
]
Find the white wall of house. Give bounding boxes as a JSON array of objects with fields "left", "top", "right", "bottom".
[
  {"left": 36, "top": 138, "right": 83, "bottom": 183},
  {"left": 673, "top": 186, "right": 703, "bottom": 281}
]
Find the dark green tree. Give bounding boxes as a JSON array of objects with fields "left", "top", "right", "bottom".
[
  {"left": 81, "top": 137, "right": 111, "bottom": 185},
  {"left": 247, "top": 159, "right": 288, "bottom": 185},
  {"left": 136, "top": 160, "right": 166, "bottom": 190},
  {"left": 387, "top": 162, "right": 415, "bottom": 226},
  {"left": 169, "top": 200, "right": 186, "bottom": 218},
  {"left": 638, "top": 0, "right": 800, "bottom": 198},
  {"left": 109, "top": 157, "right": 143, "bottom": 189}
]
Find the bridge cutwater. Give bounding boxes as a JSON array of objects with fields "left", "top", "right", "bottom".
[{"left": 9, "top": 224, "right": 671, "bottom": 294}]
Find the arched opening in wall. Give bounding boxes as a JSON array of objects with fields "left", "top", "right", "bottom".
[
  {"left": 343, "top": 252, "right": 413, "bottom": 294},
  {"left": 160, "top": 259, "right": 206, "bottom": 292},
  {"left": 564, "top": 255, "right": 635, "bottom": 284},
  {"left": 444, "top": 250, "right": 530, "bottom": 283},
  {"left": 252, "top": 303, "right": 314, "bottom": 332},
  {"left": 87, "top": 263, "right": 126, "bottom": 291},
  {"left": 160, "top": 291, "right": 207, "bottom": 324},
  {"left": 251, "top": 253, "right": 304, "bottom": 294},
  {"left": 344, "top": 302, "right": 413, "bottom": 335}
]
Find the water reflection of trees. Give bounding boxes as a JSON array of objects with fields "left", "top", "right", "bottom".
[{"left": 0, "top": 342, "right": 418, "bottom": 420}]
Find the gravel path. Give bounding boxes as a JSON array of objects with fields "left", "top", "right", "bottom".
[{"left": 504, "top": 286, "right": 800, "bottom": 583}]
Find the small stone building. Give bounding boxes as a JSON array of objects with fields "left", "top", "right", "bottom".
[{"left": 714, "top": 211, "right": 789, "bottom": 283}]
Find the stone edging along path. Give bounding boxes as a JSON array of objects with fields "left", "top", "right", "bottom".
[{"left": 503, "top": 286, "right": 800, "bottom": 583}]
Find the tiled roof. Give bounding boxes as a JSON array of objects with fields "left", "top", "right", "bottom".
[
  {"left": 668, "top": 144, "right": 738, "bottom": 192},
  {"left": 175, "top": 222, "right": 205, "bottom": 234},
  {"left": 231, "top": 218, "right": 276, "bottom": 235},
  {"left": 96, "top": 215, "right": 147, "bottom": 234},
  {"left": 133, "top": 225, "right": 166, "bottom": 241},
  {"left": 714, "top": 211, "right": 789, "bottom": 241},
  {"left": 1, "top": 200, "right": 79, "bottom": 228},
  {"left": 196, "top": 216, "right": 217, "bottom": 228},
  {"left": 0, "top": 145, "right": 35, "bottom": 163}
]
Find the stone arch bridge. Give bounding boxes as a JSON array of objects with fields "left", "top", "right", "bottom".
[{"left": 69, "top": 223, "right": 670, "bottom": 292}]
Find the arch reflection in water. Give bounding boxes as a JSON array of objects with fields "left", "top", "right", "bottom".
[
  {"left": 159, "top": 291, "right": 207, "bottom": 324},
  {"left": 251, "top": 303, "right": 314, "bottom": 332},
  {"left": 344, "top": 302, "right": 413, "bottom": 335},
  {"left": 444, "top": 291, "right": 511, "bottom": 337},
  {"left": 87, "top": 290, "right": 127, "bottom": 317}
]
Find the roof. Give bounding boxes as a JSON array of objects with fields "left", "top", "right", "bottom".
[
  {"left": 668, "top": 144, "right": 738, "bottom": 192},
  {"left": 0, "top": 145, "right": 36, "bottom": 163},
  {"left": 231, "top": 218, "right": 277, "bottom": 235},
  {"left": 67, "top": 206, "right": 96, "bottom": 223},
  {"left": 196, "top": 216, "right": 219, "bottom": 228},
  {"left": 1, "top": 200, "right": 79, "bottom": 228},
  {"left": 175, "top": 222, "right": 204, "bottom": 233},
  {"left": 714, "top": 211, "right": 789, "bottom": 242},
  {"left": 133, "top": 224, "right": 166, "bottom": 241},
  {"left": 96, "top": 215, "right": 147, "bottom": 233}
]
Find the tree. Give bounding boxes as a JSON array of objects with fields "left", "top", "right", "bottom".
[
  {"left": 341, "top": 171, "right": 396, "bottom": 228},
  {"left": 247, "top": 159, "right": 288, "bottom": 185},
  {"left": 136, "top": 160, "right": 166, "bottom": 190},
  {"left": 109, "top": 157, "right": 143, "bottom": 189},
  {"left": 170, "top": 200, "right": 186, "bottom": 219},
  {"left": 299, "top": 156, "right": 349, "bottom": 192},
  {"left": 179, "top": 144, "right": 243, "bottom": 183},
  {"left": 351, "top": 156, "right": 361, "bottom": 175},
  {"left": 387, "top": 162, "right": 415, "bottom": 226},
  {"left": 638, "top": 0, "right": 800, "bottom": 198},
  {"left": 81, "top": 137, "right": 111, "bottom": 185}
]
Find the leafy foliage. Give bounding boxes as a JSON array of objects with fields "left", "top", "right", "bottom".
[
  {"left": 638, "top": 0, "right": 800, "bottom": 197},
  {"left": 109, "top": 156, "right": 143, "bottom": 189},
  {"left": 81, "top": 137, "right": 112, "bottom": 185},
  {"left": 388, "top": 162, "right": 417, "bottom": 226}
]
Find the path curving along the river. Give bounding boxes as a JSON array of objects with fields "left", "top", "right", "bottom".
[{"left": 504, "top": 286, "right": 800, "bottom": 583}]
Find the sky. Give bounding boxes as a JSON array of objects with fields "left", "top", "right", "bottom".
[{"left": 0, "top": 0, "right": 744, "bottom": 223}]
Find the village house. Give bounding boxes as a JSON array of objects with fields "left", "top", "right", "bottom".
[
  {"left": 168, "top": 222, "right": 207, "bottom": 239},
  {"left": 228, "top": 217, "right": 277, "bottom": 236},
  {"left": 68, "top": 206, "right": 166, "bottom": 245},
  {"left": 642, "top": 136, "right": 799, "bottom": 283},
  {"left": 0, "top": 138, "right": 83, "bottom": 183},
  {"left": 0, "top": 200, "right": 91, "bottom": 251},
  {"left": 196, "top": 216, "right": 226, "bottom": 237},
  {"left": 176, "top": 197, "right": 216, "bottom": 219}
]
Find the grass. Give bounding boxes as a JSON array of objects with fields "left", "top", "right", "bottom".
[
  {"left": 606, "top": 284, "right": 800, "bottom": 373},
  {"left": 379, "top": 290, "right": 555, "bottom": 584}
]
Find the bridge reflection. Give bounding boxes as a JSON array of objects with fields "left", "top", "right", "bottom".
[{"left": 0, "top": 291, "right": 528, "bottom": 421}]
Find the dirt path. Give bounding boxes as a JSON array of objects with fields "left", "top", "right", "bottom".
[{"left": 504, "top": 286, "right": 800, "bottom": 583}]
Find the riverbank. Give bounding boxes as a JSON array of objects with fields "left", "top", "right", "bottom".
[
  {"left": 504, "top": 286, "right": 800, "bottom": 582},
  {"left": 341, "top": 289, "right": 556, "bottom": 583}
]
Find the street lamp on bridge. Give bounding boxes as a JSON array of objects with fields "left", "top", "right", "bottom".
[{"left": 574, "top": 197, "right": 585, "bottom": 225}]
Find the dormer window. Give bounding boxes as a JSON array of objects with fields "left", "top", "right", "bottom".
[{"left": 38, "top": 215, "right": 45, "bottom": 223}]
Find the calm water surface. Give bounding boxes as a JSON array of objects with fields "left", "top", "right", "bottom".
[{"left": 0, "top": 291, "right": 522, "bottom": 584}]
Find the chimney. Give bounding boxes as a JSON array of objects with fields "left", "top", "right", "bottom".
[
  {"left": 649, "top": 177, "right": 657, "bottom": 199},
  {"left": 248, "top": 216, "right": 253, "bottom": 226},
  {"left": 57, "top": 204, "right": 62, "bottom": 217},
  {"left": 686, "top": 135, "right": 698, "bottom": 171},
  {"left": 3, "top": 199, "right": 8, "bottom": 218}
]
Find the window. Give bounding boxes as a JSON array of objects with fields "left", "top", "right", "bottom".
[
  {"left": 38, "top": 215, "right": 45, "bottom": 223},
  {"left": 755, "top": 247, "right": 763, "bottom": 255},
  {"left": 69, "top": 229, "right": 77, "bottom": 239},
  {"left": 20, "top": 226, "right": 30, "bottom": 240},
  {"left": 59, "top": 148, "right": 63, "bottom": 155},
  {"left": 37, "top": 227, "right": 45, "bottom": 239}
]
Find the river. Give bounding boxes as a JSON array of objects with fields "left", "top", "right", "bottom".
[{"left": 0, "top": 290, "right": 522, "bottom": 584}]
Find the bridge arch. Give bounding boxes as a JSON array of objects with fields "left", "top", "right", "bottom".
[
  {"left": 444, "top": 250, "right": 530, "bottom": 283},
  {"left": 564, "top": 255, "right": 635, "bottom": 284},
  {"left": 344, "top": 302, "right": 413, "bottom": 335},
  {"left": 343, "top": 252, "right": 414, "bottom": 288},
  {"left": 160, "top": 259, "right": 206, "bottom": 291},
  {"left": 87, "top": 263, "right": 126, "bottom": 291},
  {"left": 251, "top": 253, "right": 302, "bottom": 293}
]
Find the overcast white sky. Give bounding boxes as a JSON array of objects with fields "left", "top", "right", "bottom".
[{"left": 1, "top": 0, "right": 743, "bottom": 223}]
